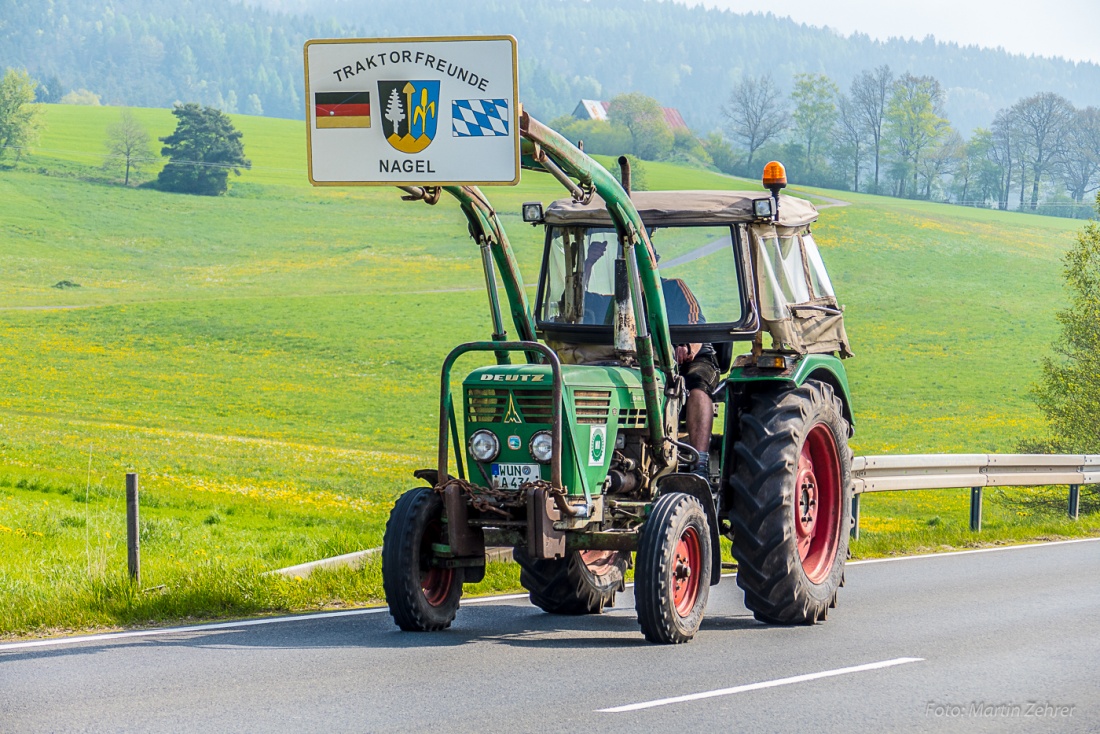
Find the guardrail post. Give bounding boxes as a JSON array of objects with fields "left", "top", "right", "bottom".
[
  {"left": 1068, "top": 484, "right": 1080, "bottom": 520},
  {"left": 969, "top": 486, "right": 983, "bottom": 532},
  {"left": 850, "top": 494, "right": 860, "bottom": 540},
  {"left": 126, "top": 473, "right": 140, "bottom": 585}
]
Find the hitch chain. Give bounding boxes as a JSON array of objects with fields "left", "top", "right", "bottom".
[
  {"left": 435, "top": 476, "right": 523, "bottom": 517},
  {"left": 434, "top": 477, "right": 566, "bottom": 518}
]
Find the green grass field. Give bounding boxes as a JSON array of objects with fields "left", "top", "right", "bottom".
[{"left": 1, "top": 104, "right": 1096, "bottom": 638}]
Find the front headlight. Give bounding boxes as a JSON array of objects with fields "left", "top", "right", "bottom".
[
  {"left": 469, "top": 430, "right": 500, "bottom": 462},
  {"left": 529, "top": 430, "right": 553, "bottom": 464}
]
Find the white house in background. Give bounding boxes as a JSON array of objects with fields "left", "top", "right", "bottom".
[{"left": 572, "top": 99, "right": 690, "bottom": 133}]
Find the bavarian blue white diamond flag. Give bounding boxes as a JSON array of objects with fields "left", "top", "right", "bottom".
[{"left": 452, "top": 99, "right": 510, "bottom": 137}]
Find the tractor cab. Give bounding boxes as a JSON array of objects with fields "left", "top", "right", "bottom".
[{"left": 533, "top": 189, "right": 851, "bottom": 368}]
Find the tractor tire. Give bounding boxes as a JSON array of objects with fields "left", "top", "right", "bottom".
[
  {"left": 513, "top": 547, "right": 627, "bottom": 614},
  {"left": 382, "top": 487, "right": 463, "bottom": 631},
  {"left": 729, "top": 379, "right": 853, "bottom": 625},
  {"left": 634, "top": 492, "right": 713, "bottom": 644}
]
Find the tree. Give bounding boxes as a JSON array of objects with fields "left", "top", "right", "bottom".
[
  {"left": 918, "top": 129, "right": 963, "bottom": 200},
  {"left": 157, "top": 103, "right": 250, "bottom": 196},
  {"left": 851, "top": 65, "right": 893, "bottom": 193},
  {"left": 103, "top": 109, "right": 154, "bottom": 186},
  {"left": 607, "top": 93, "right": 673, "bottom": 161},
  {"left": 832, "top": 92, "right": 870, "bottom": 191},
  {"left": 790, "top": 73, "right": 838, "bottom": 179},
  {"left": 1012, "top": 92, "right": 1076, "bottom": 210},
  {"left": 0, "top": 68, "right": 42, "bottom": 162},
  {"left": 33, "top": 74, "right": 64, "bottom": 103},
  {"left": 884, "top": 73, "right": 947, "bottom": 198},
  {"left": 1031, "top": 194, "right": 1100, "bottom": 451},
  {"left": 954, "top": 128, "right": 1002, "bottom": 207},
  {"left": 1059, "top": 107, "right": 1100, "bottom": 205},
  {"left": 721, "top": 74, "right": 788, "bottom": 170},
  {"left": 990, "top": 109, "right": 1020, "bottom": 210}
]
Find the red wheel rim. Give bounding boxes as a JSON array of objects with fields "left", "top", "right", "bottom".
[
  {"left": 580, "top": 550, "right": 619, "bottom": 577},
  {"left": 795, "top": 424, "right": 842, "bottom": 584},
  {"left": 420, "top": 518, "right": 455, "bottom": 607},
  {"left": 421, "top": 566, "right": 455, "bottom": 607},
  {"left": 672, "top": 526, "right": 702, "bottom": 617}
]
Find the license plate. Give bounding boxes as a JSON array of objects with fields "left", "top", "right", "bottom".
[{"left": 490, "top": 463, "right": 540, "bottom": 489}]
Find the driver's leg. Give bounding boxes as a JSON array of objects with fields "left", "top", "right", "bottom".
[
  {"left": 686, "top": 388, "right": 713, "bottom": 453},
  {"left": 681, "top": 351, "right": 720, "bottom": 478}
]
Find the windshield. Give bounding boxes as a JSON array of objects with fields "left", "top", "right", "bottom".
[{"left": 539, "top": 225, "right": 744, "bottom": 330}]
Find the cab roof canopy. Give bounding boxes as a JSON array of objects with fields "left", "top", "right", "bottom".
[{"left": 543, "top": 190, "right": 819, "bottom": 228}]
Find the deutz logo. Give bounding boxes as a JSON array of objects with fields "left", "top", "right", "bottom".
[{"left": 503, "top": 393, "right": 523, "bottom": 424}]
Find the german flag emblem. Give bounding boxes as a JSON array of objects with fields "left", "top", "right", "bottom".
[{"left": 315, "top": 91, "right": 371, "bottom": 129}]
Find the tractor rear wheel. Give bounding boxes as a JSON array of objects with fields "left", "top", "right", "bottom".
[
  {"left": 382, "top": 487, "right": 463, "bottom": 631},
  {"left": 634, "top": 492, "right": 712, "bottom": 644},
  {"left": 513, "top": 547, "right": 627, "bottom": 614},
  {"left": 729, "top": 379, "right": 852, "bottom": 625}
]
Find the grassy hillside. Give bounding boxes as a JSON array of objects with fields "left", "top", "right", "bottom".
[{"left": 0, "top": 105, "right": 1096, "bottom": 636}]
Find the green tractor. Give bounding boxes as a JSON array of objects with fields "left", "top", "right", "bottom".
[{"left": 382, "top": 113, "right": 854, "bottom": 644}]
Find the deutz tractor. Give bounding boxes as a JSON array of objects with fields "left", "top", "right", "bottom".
[{"left": 381, "top": 112, "right": 855, "bottom": 644}]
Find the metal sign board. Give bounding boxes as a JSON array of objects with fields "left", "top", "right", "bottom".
[{"left": 304, "top": 36, "right": 520, "bottom": 186}]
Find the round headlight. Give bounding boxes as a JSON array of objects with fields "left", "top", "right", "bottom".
[
  {"left": 529, "top": 430, "right": 553, "bottom": 464},
  {"left": 469, "top": 430, "right": 500, "bottom": 462}
]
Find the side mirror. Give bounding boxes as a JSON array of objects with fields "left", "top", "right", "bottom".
[{"left": 522, "top": 201, "right": 544, "bottom": 224}]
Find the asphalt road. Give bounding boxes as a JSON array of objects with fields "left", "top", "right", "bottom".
[{"left": 2, "top": 538, "right": 1098, "bottom": 733}]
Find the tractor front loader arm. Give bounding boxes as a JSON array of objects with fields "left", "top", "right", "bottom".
[{"left": 517, "top": 113, "right": 678, "bottom": 466}]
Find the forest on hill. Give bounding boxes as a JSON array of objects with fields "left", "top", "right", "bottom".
[{"left": 3, "top": 0, "right": 1100, "bottom": 133}]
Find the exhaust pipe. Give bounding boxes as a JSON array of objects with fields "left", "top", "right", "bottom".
[{"left": 618, "top": 155, "right": 631, "bottom": 196}]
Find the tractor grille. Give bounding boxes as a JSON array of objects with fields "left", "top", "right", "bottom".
[
  {"left": 465, "top": 388, "right": 555, "bottom": 424},
  {"left": 574, "top": 390, "right": 612, "bottom": 425},
  {"left": 514, "top": 390, "right": 554, "bottom": 422},
  {"left": 618, "top": 408, "right": 647, "bottom": 429},
  {"left": 466, "top": 389, "right": 508, "bottom": 422}
]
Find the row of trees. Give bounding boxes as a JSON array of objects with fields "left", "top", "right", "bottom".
[
  {"left": 1, "top": 68, "right": 248, "bottom": 195},
  {"left": 721, "top": 67, "right": 1100, "bottom": 215}
]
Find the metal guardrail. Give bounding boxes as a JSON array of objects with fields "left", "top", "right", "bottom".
[{"left": 850, "top": 454, "right": 1097, "bottom": 536}]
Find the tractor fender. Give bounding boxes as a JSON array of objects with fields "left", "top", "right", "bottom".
[
  {"left": 655, "top": 473, "right": 723, "bottom": 585},
  {"left": 727, "top": 353, "right": 855, "bottom": 431}
]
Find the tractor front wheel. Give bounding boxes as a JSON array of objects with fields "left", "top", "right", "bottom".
[
  {"left": 513, "top": 547, "right": 627, "bottom": 614},
  {"left": 729, "top": 379, "right": 852, "bottom": 625},
  {"left": 634, "top": 492, "right": 713, "bottom": 644},
  {"left": 382, "top": 487, "right": 463, "bottom": 631}
]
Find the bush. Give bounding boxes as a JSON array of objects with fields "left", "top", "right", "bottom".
[{"left": 548, "top": 115, "right": 633, "bottom": 157}]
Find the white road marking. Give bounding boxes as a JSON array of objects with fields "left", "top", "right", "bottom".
[
  {"left": 2, "top": 536, "right": 1095, "bottom": 653},
  {"left": 597, "top": 657, "right": 924, "bottom": 713},
  {"left": 0, "top": 592, "right": 534, "bottom": 653},
  {"left": 0, "top": 608, "right": 389, "bottom": 653}
]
